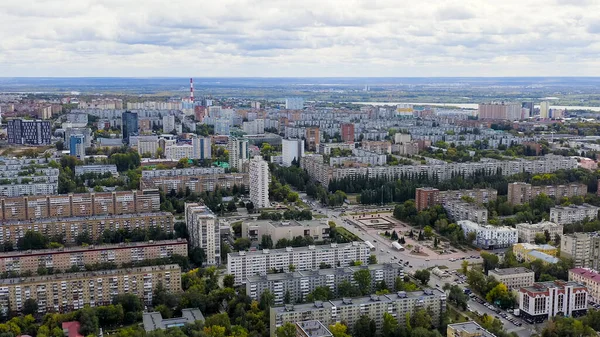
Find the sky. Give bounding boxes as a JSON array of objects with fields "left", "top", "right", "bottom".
[{"left": 1, "top": 0, "right": 600, "bottom": 77}]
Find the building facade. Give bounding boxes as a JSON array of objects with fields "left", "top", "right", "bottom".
[
  {"left": 246, "top": 263, "right": 403, "bottom": 304},
  {"left": 249, "top": 156, "right": 270, "bottom": 209},
  {"left": 560, "top": 232, "right": 600, "bottom": 269},
  {"left": 569, "top": 268, "right": 600, "bottom": 302},
  {"left": 70, "top": 134, "right": 86, "bottom": 159},
  {"left": 518, "top": 281, "right": 588, "bottom": 323},
  {"left": 0, "top": 239, "right": 187, "bottom": 275},
  {"left": 270, "top": 289, "right": 446, "bottom": 337},
  {"left": 242, "top": 220, "right": 331, "bottom": 244},
  {"left": 282, "top": 139, "right": 305, "bottom": 167},
  {"left": 478, "top": 102, "right": 521, "bottom": 121},
  {"left": 447, "top": 322, "right": 495, "bottom": 337},
  {"left": 488, "top": 267, "right": 535, "bottom": 290},
  {"left": 185, "top": 203, "right": 220, "bottom": 265},
  {"left": 340, "top": 123, "right": 355, "bottom": 142},
  {"left": 227, "top": 242, "right": 371, "bottom": 284},
  {"left": 508, "top": 182, "right": 588, "bottom": 205},
  {"left": 458, "top": 220, "right": 518, "bottom": 249},
  {"left": 7, "top": 119, "right": 51, "bottom": 145},
  {"left": 515, "top": 222, "right": 563, "bottom": 244},
  {"left": 74, "top": 165, "right": 118, "bottom": 177},
  {"left": 122, "top": 111, "right": 139, "bottom": 143},
  {"left": 141, "top": 173, "right": 248, "bottom": 194},
  {"left": 228, "top": 138, "right": 249, "bottom": 172},
  {"left": 415, "top": 187, "right": 440, "bottom": 211},
  {"left": 550, "top": 204, "right": 599, "bottom": 225},
  {"left": 0, "top": 264, "right": 181, "bottom": 314}
]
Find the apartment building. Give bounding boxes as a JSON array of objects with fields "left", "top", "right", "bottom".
[
  {"left": 415, "top": 187, "right": 440, "bottom": 211},
  {"left": 550, "top": 204, "right": 600, "bottom": 224},
  {"left": 282, "top": 139, "right": 305, "bottom": 167},
  {"left": 228, "top": 138, "right": 250, "bottom": 172},
  {"left": 318, "top": 142, "right": 355, "bottom": 155},
  {"left": 0, "top": 182, "right": 58, "bottom": 198},
  {"left": 0, "top": 264, "right": 181, "bottom": 314},
  {"left": 185, "top": 203, "right": 220, "bottom": 265},
  {"left": 519, "top": 281, "right": 588, "bottom": 323},
  {"left": 306, "top": 127, "right": 320, "bottom": 152},
  {"left": 141, "top": 173, "right": 248, "bottom": 194},
  {"left": 569, "top": 268, "right": 600, "bottom": 302},
  {"left": 242, "top": 220, "right": 331, "bottom": 244},
  {"left": 361, "top": 141, "right": 391, "bottom": 154},
  {"left": 513, "top": 243, "right": 558, "bottom": 263},
  {"left": 438, "top": 188, "right": 498, "bottom": 205},
  {"left": 445, "top": 201, "right": 489, "bottom": 224},
  {"left": 70, "top": 134, "right": 86, "bottom": 159},
  {"left": 0, "top": 212, "right": 174, "bottom": 247},
  {"left": 488, "top": 267, "right": 535, "bottom": 290},
  {"left": 228, "top": 242, "right": 371, "bottom": 284},
  {"left": 508, "top": 182, "right": 588, "bottom": 205},
  {"left": 74, "top": 165, "right": 118, "bottom": 176},
  {"left": 269, "top": 289, "right": 446, "bottom": 337},
  {"left": 250, "top": 156, "right": 270, "bottom": 209},
  {"left": 560, "top": 232, "right": 600, "bottom": 269},
  {"left": 141, "top": 168, "right": 225, "bottom": 178},
  {"left": 164, "top": 137, "right": 212, "bottom": 161},
  {"left": 0, "top": 239, "right": 187, "bottom": 275},
  {"left": 515, "top": 222, "right": 563, "bottom": 244},
  {"left": 246, "top": 263, "right": 404, "bottom": 304},
  {"left": 458, "top": 220, "right": 518, "bottom": 249},
  {"left": 447, "top": 322, "right": 496, "bottom": 337},
  {"left": 478, "top": 102, "right": 521, "bottom": 121},
  {"left": 0, "top": 190, "right": 160, "bottom": 222},
  {"left": 7, "top": 119, "right": 51, "bottom": 145}
]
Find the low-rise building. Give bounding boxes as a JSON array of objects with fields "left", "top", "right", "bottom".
[
  {"left": 295, "top": 320, "right": 333, "bottom": 337},
  {"left": 518, "top": 281, "right": 588, "bottom": 323},
  {"left": 513, "top": 243, "right": 558, "bottom": 263},
  {"left": 444, "top": 201, "right": 488, "bottom": 224},
  {"left": 550, "top": 204, "right": 599, "bottom": 225},
  {"left": 458, "top": 220, "right": 518, "bottom": 249},
  {"left": 143, "top": 308, "right": 204, "bottom": 332},
  {"left": 447, "top": 322, "right": 496, "bottom": 337},
  {"left": 569, "top": 268, "right": 600, "bottom": 302},
  {"left": 74, "top": 165, "right": 118, "bottom": 176},
  {"left": 269, "top": 289, "right": 447, "bottom": 337},
  {"left": 245, "top": 263, "right": 403, "bottom": 304},
  {"left": 488, "top": 267, "right": 535, "bottom": 290},
  {"left": 0, "top": 239, "right": 187, "bottom": 275},
  {"left": 515, "top": 222, "right": 563, "bottom": 244},
  {"left": 0, "top": 264, "right": 182, "bottom": 314},
  {"left": 228, "top": 242, "right": 371, "bottom": 284},
  {"left": 241, "top": 220, "right": 331, "bottom": 244},
  {"left": 526, "top": 250, "right": 560, "bottom": 264}
]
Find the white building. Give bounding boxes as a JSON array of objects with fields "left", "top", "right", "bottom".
[
  {"left": 184, "top": 203, "right": 220, "bottom": 265},
  {"left": 515, "top": 221, "right": 563, "bottom": 244},
  {"left": 458, "top": 220, "right": 518, "bottom": 249},
  {"left": 228, "top": 138, "right": 249, "bottom": 172},
  {"left": 227, "top": 242, "right": 370, "bottom": 284},
  {"left": 285, "top": 97, "right": 304, "bottom": 110},
  {"left": 249, "top": 156, "right": 270, "bottom": 209},
  {"left": 550, "top": 204, "right": 600, "bottom": 224},
  {"left": 164, "top": 137, "right": 211, "bottom": 161},
  {"left": 74, "top": 165, "right": 118, "bottom": 176},
  {"left": 163, "top": 115, "right": 176, "bottom": 133},
  {"left": 282, "top": 139, "right": 305, "bottom": 167},
  {"left": 519, "top": 281, "right": 588, "bottom": 323},
  {"left": 243, "top": 119, "right": 265, "bottom": 135}
]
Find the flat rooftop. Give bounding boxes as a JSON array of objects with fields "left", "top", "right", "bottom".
[
  {"left": 231, "top": 242, "right": 367, "bottom": 257},
  {"left": 0, "top": 212, "right": 173, "bottom": 225},
  {"left": 246, "top": 263, "right": 402, "bottom": 283},
  {"left": 447, "top": 322, "right": 495, "bottom": 337},
  {"left": 296, "top": 320, "right": 333, "bottom": 337},
  {"left": 489, "top": 267, "right": 534, "bottom": 276}
]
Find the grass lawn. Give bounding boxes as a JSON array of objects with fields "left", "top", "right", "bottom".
[{"left": 336, "top": 226, "right": 361, "bottom": 241}]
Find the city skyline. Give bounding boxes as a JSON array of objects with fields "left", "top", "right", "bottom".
[{"left": 1, "top": 0, "right": 600, "bottom": 77}]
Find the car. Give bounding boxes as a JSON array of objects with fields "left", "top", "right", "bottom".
[
  {"left": 387, "top": 251, "right": 390, "bottom": 253},
  {"left": 409, "top": 265, "right": 413, "bottom": 268},
  {"left": 425, "top": 259, "right": 430, "bottom": 261},
  {"left": 436, "top": 284, "right": 440, "bottom": 287},
  {"left": 380, "top": 249, "right": 384, "bottom": 252}
]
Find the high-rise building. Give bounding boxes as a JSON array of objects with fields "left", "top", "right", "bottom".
[
  {"left": 249, "top": 156, "right": 270, "bottom": 209},
  {"left": 560, "top": 232, "right": 600, "bottom": 269},
  {"left": 7, "top": 119, "right": 51, "bottom": 145},
  {"left": 122, "top": 111, "right": 139, "bottom": 143},
  {"left": 415, "top": 187, "right": 440, "bottom": 211},
  {"left": 285, "top": 97, "right": 304, "bottom": 110},
  {"left": 522, "top": 102, "right": 534, "bottom": 117},
  {"left": 540, "top": 101, "right": 550, "bottom": 119},
  {"left": 306, "top": 127, "right": 320, "bottom": 152},
  {"left": 185, "top": 203, "right": 220, "bottom": 265},
  {"left": 228, "top": 137, "right": 249, "bottom": 172},
  {"left": 478, "top": 102, "right": 522, "bottom": 121},
  {"left": 69, "top": 134, "right": 86, "bottom": 159},
  {"left": 163, "top": 115, "right": 176, "bottom": 133},
  {"left": 282, "top": 139, "right": 304, "bottom": 167},
  {"left": 507, "top": 182, "right": 587, "bottom": 205},
  {"left": 340, "top": 123, "right": 355, "bottom": 142},
  {"left": 550, "top": 204, "right": 600, "bottom": 225}
]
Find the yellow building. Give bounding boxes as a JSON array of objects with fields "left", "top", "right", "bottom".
[{"left": 513, "top": 243, "right": 558, "bottom": 263}]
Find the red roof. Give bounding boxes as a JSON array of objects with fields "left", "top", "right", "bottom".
[
  {"left": 62, "top": 321, "right": 83, "bottom": 337},
  {"left": 570, "top": 268, "right": 600, "bottom": 283}
]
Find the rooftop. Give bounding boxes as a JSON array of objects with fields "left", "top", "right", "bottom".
[
  {"left": 552, "top": 203, "right": 599, "bottom": 210},
  {"left": 520, "top": 280, "right": 586, "bottom": 293},
  {"left": 516, "top": 221, "right": 562, "bottom": 229},
  {"left": 296, "top": 320, "right": 333, "bottom": 337},
  {"left": 527, "top": 250, "right": 559, "bottom": 264},
  {"left": 515, "top": 243, "right": 557, "bottom": 251},
  {"left": 0, "top": 264, "right": 180, "bottom": 286},
  {"left": 447, "top": 322, "right": 496, "bottom": 337},
  {"left": 143, "top": 308, "right": 204, "bottom": 332},
  {"left": 245, "top": 219, "right": 329, "bottom": 229},
  {"left": 489, "top": 267, "right": 533, "bottom": 276},
  {"left": 62, "top": 321, "right": 83, "bottom": 337},
  {"left": 570, "top": 268, "right": 600, "bottom": 283},
  {"left": 231, "top": 241, "right": 367, "bottom": 257},
  {"left": 0, "top": 212, "right": 172, "bottom": 226}
]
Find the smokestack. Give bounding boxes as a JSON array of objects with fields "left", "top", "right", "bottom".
[{"left": 190, "top": 78, "right": 194, "bottom": 102}]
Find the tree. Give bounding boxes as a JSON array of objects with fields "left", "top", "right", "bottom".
[
  {"left": 223, "top": 274, "right": 235, "bottom": 288},
  {"left": 486, "top": 283, "right": 515, "bottom": 309},
  {"left": 261, "top": 235, "right": 274, "bottom": 249},
  {"left": 423, "top": 226, "right": 433, "bottom": 238},
  {"left": 276, "top": 322, "right": 296, "bottom": 337},
  {"left": 382, "top": 312, "right": 399, "bottom": 337},
  {"left": 259, "top": 290, "right": 275, "bottom": 310},
  {"left": 17, "top": 231, "right": 48, "bottom": 250},
  {"left": 410, "top": 308, "right": 433, "bottom": 329},
  {"left": 227, "top": 200, "right": 237, "bottom": 212},
  {"left": 329, "top": 323, "right": 351, "bottom": 337},
  {"left": 368, "top": 255, "right": 378, "bottom": 264},
  {"left": 461, "top": 260, "right": 469, "bottom": 274},
  {"left": 234, "top": 238, "right": 251, "bottom": 251},
  {"left": 414, "top": 269, "right": 430, "bottom": 285},
  {"left": 534, "top": 232, "right": 547, "bottom": 244},
  {"left": 354, "top": 269, "right": 372, "bottom": 295},
  {"left": 353, "top": 316, "right": 376, "bottom": 337},
  {"left": 338, "top": 280, "right": 360, "bottom": 297},
  {"left": 78, "top": 306, "right": 100, "bottom": 336},
  {"left": 22, "top": 298, "right": 38, "bottom": 315},
  {"left": 307, "top": 286, "right": 332, "bottom": 302},
  {"left": 480, "top": 252, "right": 499, "bottom": 273},
  {"left": 447, "top": 285, "right": 468, "bottom": 310}
]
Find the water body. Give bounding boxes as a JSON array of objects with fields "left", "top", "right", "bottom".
[{"left": 351, "top": 102, "right": 600, "bottom": 112}]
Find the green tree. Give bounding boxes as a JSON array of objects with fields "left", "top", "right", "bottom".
[
  {"left": 223, "top": 274, "right": 235, "bottom": 288},
  {"left": 17, "top": 231, "right": 48, "bottom": 250},
  {"left": 353, "top": 316, "right": 376, "bottom": 337},
  {"left": 22, "top": 298, "right": 38, "bottom": 315},
  {"left": 233, "top": 238, "right": 251, "bottom": 251},
  {"left": 276, "top": 322, "right": 296, "bottom": 337},
  {"left": 261, "top": 235, "right": 274, "bottom": 249},
  {"left": 480, "top": 252, "right": 499, "bottom": 273},
  {"left": 410, "top": 308, "right": 433, "bottom": 329},
  {"left": 414, "top": 269, "right": 430, "bottom": 285},
  {"left": 306, "top": 286, "right": 333, "bottom": 302},
  {"left": 534, "top": 233, "right": 547, "bottom": 244},
  {"left": 337, "top": 280, "right": 360, "bottom": 297},
  {"left": 382, "top": 312, "right": 399, "bottom": 337},
  {"left": 353, "top": 269, "right": 373, "bottom": 295},
  {"left": 368, "top": 255, "right": 378, "bottom": 264},
  {"left": 329, "top": 323, "right": 351, "bottom": 337},
  {"left": 461, "top": 260, "right": 469, "bottom": 274}
]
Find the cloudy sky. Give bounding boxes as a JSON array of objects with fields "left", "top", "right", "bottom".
[{"left": 1, "top": 0, "right": 599, "bottom": 77}]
